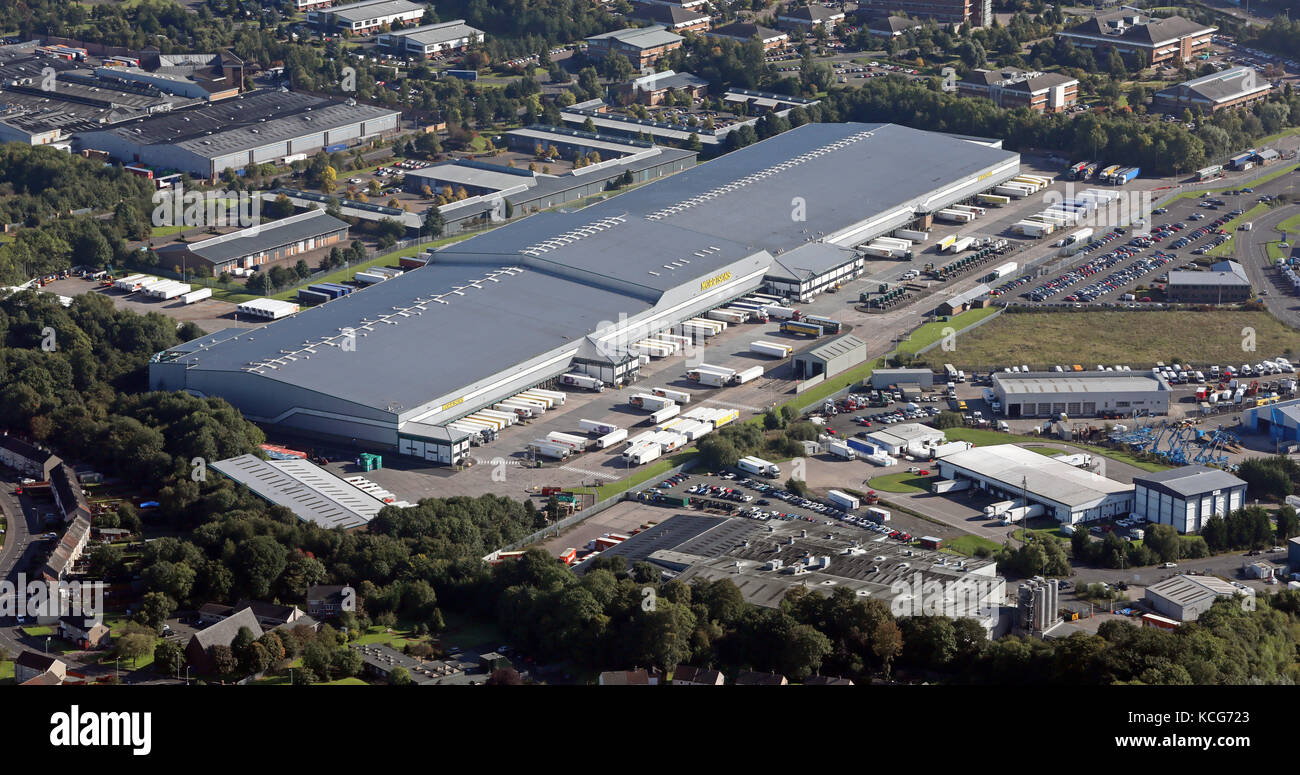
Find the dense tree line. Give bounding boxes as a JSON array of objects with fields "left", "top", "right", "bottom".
[{"left": 1237, "top": 456, "right": 1300, "bottom": 501}]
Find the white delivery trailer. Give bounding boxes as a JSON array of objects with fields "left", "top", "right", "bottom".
[
  {"left": 874, "top": 237, "right": 913, "bottom": 251},
  {"left": 651, "top": 387, "right": 692, "bottom": 404},
  {"left": 510, "top": 396, "right": 551, "bottom": 413},
  {"left": 530, "top": 440, "right": 572, "bottom": 460},
  {"left": 936, "top": 208, "right": 975, "bottom": 223},
  {"left": 354, "top": 271, "right": 388, "bottom": 285},
  {"left": 677, "top": 421, "right": 712, "bottom": 442},
  {"left": 495, "top": 401, "right": 537, "bottom": 419},
  {"left": 650, "top": 404, "right": 680, "bottom": 425},
  {"left": 947, "top": 236, "right": 976, "bottom": 254},
  {"left": 1013, "top": 220, "right": 1054, "bottom": 238},
  {"left": 894, "top": 228, "right": 929, "bottom": 242},
  {"left": 984, "top": 500, "right": 1017, "bottom": 516},
  {"left": 865, "top": 506, "right": 891, "bottom": 523},
  {"left": 515, "top": 392, "right": 556, "bottom": 409},
  {"left": 951, "top": 204, "right": 985, "bottom": 217},
  {"left": 688, "top": 364, "right": 735, "bottom": 380},
  {"left": 1000, "top": 504, "right": 1046, "bottom": 524},
  {"left": 990, "top": 262, "right": 1018, "bottom": 279},
  {"left": 579, "top": 419, "right": 619, "bottom": 435},
  {"left": 528, "top": 388, "right": 567, "bottom": 405},
  {"left": 449, "top": 422, "right": 487, "bottom": 438},
  {"left": 694, "top": 370, "right": 730, "bottom": 388},
  {"left": 678, "top": 320, "right": 716, "bottom": 338},
  {"left": 180, "top": 287, "right": 212, "bottom": 304},
  {"left": 864, "top": 453, "right": 897, "bottom": 466},
  {"left": 764, "top": 304, "right": 801, "bottom": 320},
  {"left": 630, "top": 341, "right": 673, "bottom": 358},
  {"left": 477, "top": 409, "right": 517, "bottom": 427},
  {"left": 656, "top": 333, "right": 692, "bottom": 349},
  {"left": 708, "top": 308, "right": 747, "bottom": 324},
  {"left": 466, "top": 414, "right": 506, "bottom": 431},
  {"left": 629, "top": 393, "right": 674, "bottom": 411},
  {"left": 595, "top": 428, "right": 628, "bottom": 449},
  {"left": 737, "top": 456, "right": 780, "bottom": 478},
  {"left": 862, "top": 244, "right": 903, "bottom": 259},
  {"left": 931, "top": 478, "right": 972, "bottom": 494},
  {"left": 825, "top": 441, "right": 856, "bottom": 460},
  {"left": 994, "top": 184, "right": 1032, "bottom": 198},
  {"left": 751, "top": 341, "right": 793, "bottom": 358},
  {"left": 731, "top": 365, "right": 764, "bottom": 385},
  {"left": 159, "top": 282, "right": 192, "bottom": 299},
  {"left": 653, "top": 431, "right": 688, "bottom": 453},
  {"left": 623, "top": 443, "right": 662, "bottom": 465},
  {"left": 827, "top": 489, "right": 860, "bottom": 510},
  {"left": 546, "top": 431, "right": 588, "bottom": 451},
  {"left": 645, "top": 337, "right": 681, "bottom": 355},
  {"left": 688, "top": 317, "right": 725, "bottom": 333},
  {"left": 560, "top": 372, "right": 605, "bottom": 392}
]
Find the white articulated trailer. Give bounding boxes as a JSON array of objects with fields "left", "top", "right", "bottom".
[
  {"left": 560, "top": 372, "right": 605, "bottom": 391},
  {"left": 579, "top": 419, "right": 620, "bottom": 435},
  {"left": 737, "top": 456, "right": 780, "bottom": 478},
  {"left": 651, "top": 387, "right": 692, "bottom": 404},
  {"left": 751, "top": 341, "right": 793, "bottom": 358}
]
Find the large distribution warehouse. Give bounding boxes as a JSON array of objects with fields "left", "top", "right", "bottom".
[
  {"left": 150, "top": 122, "right": 1021, "bottom": 462},
  {"left": 935, "top": 444, "right": 1134, "bottom": 524}
]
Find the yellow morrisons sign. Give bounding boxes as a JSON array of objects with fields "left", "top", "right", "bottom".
[
  {"left": 701, "top": 272, "right": 732, "bottom": 291},
  {"left": 441, "top": 397, "right": 465, "bottom": 412}
]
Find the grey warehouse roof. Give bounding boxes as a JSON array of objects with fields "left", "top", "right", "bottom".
[
  {"left": 91, "top": 90, "right": 400, "bottom": 160},
  {"left": 802, "top": 333, "right": 866, "bottom": 361},
  {"left": 995, "top": 371, "right": 1167, "bottom": 395},
  {"left": 382, "top": 20, "right": 483, "bottom": 45},
  {"left": 211, "top": 454, "right": 390, "bottom": 529},
  {"left": 162, "top": 210, "right": 349, "bottom": 265},
  {"left": 1134, "top": 464, "right": 1245, "bottom": 497},
  {"left": 940, "top": 444, "right": 1132, "bottom": 507},
  {"left": 327, "top": 0, "right": 425, "bottom": 23}
]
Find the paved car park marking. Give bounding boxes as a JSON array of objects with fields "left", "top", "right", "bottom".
[
  {"left": 701, "top": 399, "right": 764, "bottom": 412},
  {"left": 557, "top": 465, "right": 620, "bottom": 481}
]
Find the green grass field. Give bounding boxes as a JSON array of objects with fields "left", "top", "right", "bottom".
[
  {"left": 1206, "top": 203, "right": 1272, "bottom": 258},
  {"left": 930, "top": 310, "right": 1299, "bottom": 370},
  {"left": 942, "top": 534, "right": 1002, "bottom": 557},
  {"left": 867, "top": 472, "right": 934, "bottom": 493}
]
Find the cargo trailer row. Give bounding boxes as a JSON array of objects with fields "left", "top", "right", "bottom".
[
  {"left": 298, "top": 288, "right": 331, "bottom": 305},
  {"left": 307, "top": 283, "right": 354, "bottom": 300},
  {"left": 579, "top": 419, "right": 620, "bottom": 435},
  {"left": 143, "top": 280, "right": 192, "bottom": 299},
  {"left": 977, "top": 193, "right": 1011, "bottom": 206},
  {"left": 682, "top": 407, "right": 740, "bottom": 429},
  {"left": 993, "top": 184, "right": 1032, "bottom": 199},
  {"left": 113, "top": 274, "right": 155, "bottom": 291},
  {"left": 237, "top": 299, "right": 299, "bottom": 320},
  {"left": 935, "top": 208, "right": 975, "bottom": 223},
  {"left": 651, "top": 387, "right": 692, "bottom": 404},
  {"left": 629, "top": 393, "right": 676, "bottom": 412}
]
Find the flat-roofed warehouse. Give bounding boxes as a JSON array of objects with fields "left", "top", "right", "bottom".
[
  {"left": 993, "top": 370, "right": 1170, "bottom": 419},
  {"left": 1132, "top": 465, "right": 1246, "bottom": 533},
  {"left": 149, "top": 122, "right": 1021, "bottom": 462},
  {"left": 75, "top": 90, "right": 401, "bottom": 180},
  {"left": 1143, "top": 574, "right": 1253, "bottom": 622},
  {"left": 155, "top": 210, "right": 350, "bottom": 274},
  {"left": 935, "top": 444, "right": 1134, "bottom": 524},
  {"left": 791, "top": 334, "right": 866, "bottom": 380}
]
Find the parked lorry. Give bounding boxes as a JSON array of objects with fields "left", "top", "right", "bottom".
[
  {"left": 825, "top": 440, "right": 856, "bottom": 460},
  {"left": 737, "top": 456, "right": 780, "bottom": 478},
  {"left": 622, "top": 443, "right": 662, "bottom": 465},
  {"left": 931, "top": 479, "right": 971, "bottom": 494},
  {"left": 827, "top": 489, "right": 860, "bottom": 511},
  {"left": 546, "top": 432, "right": 588, "bottom": 451},
  {"left": 999, "top": 504, "right": 1045, "bottom": 525},
  {"left": 560, "top": 372, "right": 605, "bottom": 392},
  {"left": 629, "top": 393, "right": 675, "bottom": 411},
  {"left": 529, "top": 440, "right": 572, "bottom": 460},
  {"left": 651, "top": 387, "right": 692, "bottom": 404},
  {"left": 649, "top": 404, "right": 680, "bottom": 425},
  {"left": 761, "top": 305, "right": 800, "bottom": 320},
  {"left": 579, "top": 419, "right": 619, "bottom": 435},
  {"left": 984, "top": 500, "right": 1017, "bottom": 516},
  {"left": 781, "top": 320, "right": 823, "bottom": 337},
  {"left": 751, "top": 340, "right": 793, "bottom": 358}
]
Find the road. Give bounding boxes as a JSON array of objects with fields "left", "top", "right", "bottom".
[{"left": 1235, "top": 198, "right": 1300, "bottom": 328}]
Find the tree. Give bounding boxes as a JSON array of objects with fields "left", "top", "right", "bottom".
[
  {"left": 388, "top": 665, "right": 412, "bottom": 685},
  {"left": 154, "top": 639, "right": 184, "bottom": 676},
  {"left": 136, "top": 592, "right": 176, "bottom": 632},
  {"left": 1277, "top": 506, "right": 1299, "bottom": 542},
  {"left": 116, "top": 631, "right": 154, "bottom": 667},
  {"left": 786, "top": 477, "right": 808, "bottom": 497},
  {"left": 421, "top": 206, "right": 445, "bottom": 239},
  {"left": 208, "top": 644, "right": 238, "bottom": 675},
  {"left": 321, "top": 165, "right": 337, "bottom": 194},
  {"left": 872, "top": 619, "right": 903, "bottom": 679},
  {"left": 487, "top": 666, "right": 523, "bottom": 684},
  {"left": 933, "top": 411, "right": 963, "bottom": 429}
]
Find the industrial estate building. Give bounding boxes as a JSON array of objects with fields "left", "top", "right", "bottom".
[
  {"left": 1131, "top": 465, "right": 1247, "bottom": 533},
  {"left": 792, "top": 334, "right": 867, "bottom": 381},
  {"left": 776, "top": 5, "right": 846, "bottom": 31},
  {"left": 376, "top": 20, "right": 485, "bottom": 55},
  {"left": 584, "top": 27, "right": 684, "bottom": 69},
  {"left": 155, "top": 210, "right": 351, "bottom": 274},
  {"left": 957, "top": 68, "right": 1079, "bottom": 113},
  {"left": 210, "top": 454, "right": 394, "bottom": 529},
  {"left": 308, "top": 0, "right": 427, "bottom": 34},
  {"left": 76, "top": 90, "right": 401, "bottom": 179},
  {"left": 870, "top": 368, "right": 934, "bottom": 390},
  {"left": 620, "top": 70, "right": 710, "bottom": 106},
  {"left": 561, "top": 90, "right": 821, "bottom": 146},
  {"left": 149, "top": 122, "right": 1022, "bottom": 462},
  {"left": 935, "top": 444, "right": 1135, "bottom": 524},
  {"left": 992, "top": 370, "right": 1171, "bottom": 419},
  {"left": 1165, "top": 260, "right": 1252, "bottom": 304},
  {"left": 1243, "top": 397, "right": 1300, "bottom": 443},
  {"left": 576, "top": 514, "right": 1006, "bottom": 634},
  {"left": 1055, "top": 11, "right": 1215, "bottom": 67},
  {"left": 864, "top": 422, "right": 946, "bottom": 456},
  {"left": 1153, "top": 66, "right": 1271, "bottom": 114},
  {"left": 860, "top": 15, "right": 925, "bottom": 37},
  {"left": 1144, "top": 574, "right": 1252, "bottom": 621}
]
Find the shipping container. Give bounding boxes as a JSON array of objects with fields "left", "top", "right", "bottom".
[{"left": 737, "top": 456, "right": 780, "bottom": 478}]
